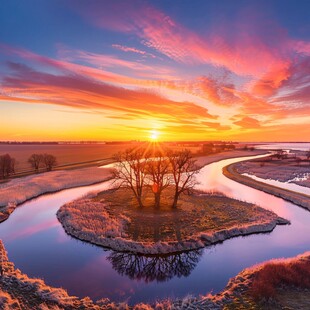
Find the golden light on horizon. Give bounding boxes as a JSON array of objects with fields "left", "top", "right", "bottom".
[{"left": 150, "top": 130, "right": 159, "bottom": 141}]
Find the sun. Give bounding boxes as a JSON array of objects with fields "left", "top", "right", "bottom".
[{"left": 150, "top": 130, "right": 159, "bottom": 141}]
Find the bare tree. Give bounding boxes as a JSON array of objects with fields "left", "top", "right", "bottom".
[
  {"left": 42, "top": 154, "right": 57, "bottom": 171},
  {"left": 113, "top": 148, "right": 149, "bottom": 208},
  {"left": 28, "top": 154, "right": 43, "bottom": 172},
  {"left": 168, "top": 149, "right": 199, "bottom": 208},
  {"left": 112, "top": 148, "right": 199, "bottom": 209},
  {"left": 146, "top": 154, "right": 171, "bottom": 209},
  {"left": 0, "top": 154, "right": 16, "bottom": 179}
]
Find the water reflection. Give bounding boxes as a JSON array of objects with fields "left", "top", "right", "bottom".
[{"left": 107, "top": 249, "right": 203, "bottom": 282}]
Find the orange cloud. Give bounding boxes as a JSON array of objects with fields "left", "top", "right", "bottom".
[
  {"left": 1, "top": 60, "right": 217, "bottom": 128},
  {"left": 202, "top": 121, "right": 231, "bottom": 131},
  {"left": 233, "top": 116, "right": 261, "bottom": 128},
  {"left": 1, "top": 33, "right": 309, "bottom": 142}
]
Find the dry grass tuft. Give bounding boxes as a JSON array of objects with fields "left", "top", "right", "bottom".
[{"left": 250, "top": 257, "right": 310, "bottom": 300}]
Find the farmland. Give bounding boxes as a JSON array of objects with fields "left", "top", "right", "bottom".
[{"left": 0, "top": 143, "right": 138, "bottom": 172}]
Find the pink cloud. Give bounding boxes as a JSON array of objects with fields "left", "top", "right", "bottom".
[
  {"left": 251, "top": 63, "right": 291, "bottom": 96},
  {"left": 67, "top": 0, "right": 310, "bottom": 119},
  {"left": 197, "top": 76, "right": 239, "bottom": 106},
  {"left": 57, "top": 47, "right": 176, "bottom": 79},
  {"left": 112, "top": 44, "right": 157, "bottom": 58},
  {"left": 1, "top": 40, "right": 309, "bottom": 136},
  {"left": 72, "top": 1, "right": 297, "bottom": 80},
  {"left": 291, "top": 40, "right": 310, "bottom": 56},
  {"left": 0, "top": 43, "right": 136, "bottom": 85},
  {"left": 1, "top": 52, "right": 218, "bottom": 126}
]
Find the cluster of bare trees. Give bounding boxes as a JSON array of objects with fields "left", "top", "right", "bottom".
[
  {"left": 0, "top": 154, "right": 16, "bottom": 179},
  {"left": 28, "top": 153, "right": 57, "bottom": 172},
  {"left": 113, "top": 148, "right": 199, "bottom": 209}
]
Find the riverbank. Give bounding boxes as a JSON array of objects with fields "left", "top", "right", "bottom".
[
  {"left": 1, "top": 239, "right": 309, "bottom": 309},
  {"left": 234, "top": 158, "right": 310, "bottom": 188},
  {"left": 0, "top": 240, "right": 124, "bottom": 309},
  {"left": 223, "top": 163, "right": 310, "bottom": 211},
  {"left": 194, "top": 149, "right": 268, "bottom": 168},
  {"left": 57, "top": 188, "right": 289, "bottom": 255},
  {"left": 0, "top": 166, "right": 113, "bottom": 222},
  {"left": 0, "top": 203, "right": 16, "bottom": 223},
  {"left": 170, "top": 251, "right": 310, "bottom": 309}
]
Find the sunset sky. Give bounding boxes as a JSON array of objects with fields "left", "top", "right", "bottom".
[{"left": 1, "top": 0, "right": 310, "bottom": 142}]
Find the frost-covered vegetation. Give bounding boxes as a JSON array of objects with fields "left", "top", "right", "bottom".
[
  {"left": 0, "top": 166, "right": 113, "bottom": 208},
  {"left": 57, "top": 198, "right": 131, "bottom": 239},
  {"left": 57, "top": 188, "right": 289, "bottom": 255},
  {"left": 235, "top": 159, "right": 310, "bottom": 188},
  {"left": 0, "top": 202, "right": 16, "bottom": 223}
]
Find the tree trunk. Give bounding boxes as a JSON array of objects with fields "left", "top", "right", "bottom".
[
  {"left": 154, "top": 193, "right": 161, "bottom": 209},
  {"left": 137, "top": 196, "right": 144, "bottom": 208},
  {"left": 172, "top": 193, "right": 179, "bottom": 209}
]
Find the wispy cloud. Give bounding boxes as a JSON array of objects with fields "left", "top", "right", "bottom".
[
  {"left": 0, "top": 48, "right": 218, "bottom": 132},
  {"left": 57, "top": 47, "right": 175, "bottom": 79},
  {"left": 71, "top": 1, "right": 307, "bottom": 78},
  {"left": 1, "top": 0, "right": 310, "bottom": 141},
  {"left": 112, "top": 44, "right": 157, "bottom": 58},
  {"left": 71, "top": 1, "right": 310, "bottom": 107}
]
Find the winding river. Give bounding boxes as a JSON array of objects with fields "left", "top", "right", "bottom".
[{"left": 0, "top": 154, "right": 310, "bottom": 305}]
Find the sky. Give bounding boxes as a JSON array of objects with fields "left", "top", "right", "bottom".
[{"left": 0, "top": 0, "right": 309, "bottom": 142}]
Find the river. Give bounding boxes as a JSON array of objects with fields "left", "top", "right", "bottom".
[{"left": 0, "top": 154, "right": 309, "bottom": 305}]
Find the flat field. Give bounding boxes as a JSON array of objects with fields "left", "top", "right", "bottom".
[
  {"left": 0, "top": 143, "right": 138, "bottom": 172},
  {"left": 0, "top": 143, "right": 202, "bottom": 173}
]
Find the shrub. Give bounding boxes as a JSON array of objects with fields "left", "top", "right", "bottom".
[{"left": 250, "top": 258, "right": 310, "bottom": 300}]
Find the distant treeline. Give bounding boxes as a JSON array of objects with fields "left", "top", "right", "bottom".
[
  {"left": 0, "top": 154, "right": 15, "bottom": 179},
  {"left": 0, "top": 153, "right": 58, "bottom": 179}
]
